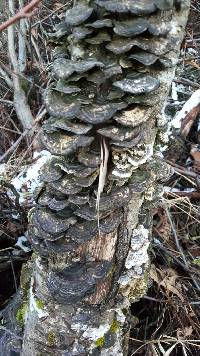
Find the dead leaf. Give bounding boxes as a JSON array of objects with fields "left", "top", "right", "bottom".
[
  {"left": 190, "top": 144, "right": 200, "bottom": 172},
  {"left": 184, "top": 59, "right": 200, "bottom": 69},
  {"left": 181, "top": 104, "right": 200, "bottom": 138},
  {"left": 154, "top": 207, "right": 172, "bottom": 242},
  {"left": 183, "top": 326, "right": 193, "bottom": 337},
  {"left": 150, "top": 266, "right": 184, "bottom": 302},
  {"left": 159, "top": 268, "right": 184, "bottom": 302},
  {"left": 177, "top": 325, "right": 193, "bottom": 339},
  {"left": 31, "top": 28, "right": 38, "bottom": 39},
  {"left": 150, "top": 264, "right": 160, "bottom": 285}
]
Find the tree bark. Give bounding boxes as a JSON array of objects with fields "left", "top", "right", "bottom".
[{"left": 22, "top": 1, "right": 190, "bottom": 355}]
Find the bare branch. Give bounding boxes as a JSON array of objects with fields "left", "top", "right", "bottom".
[
  {"left": 0, "top": 66, "right": 13, "bottom": 88},
  {"left": 7, "top": 0, "right": 34, "bottom": 132},
  {"left": 0, "top": 0, "right": 41, "bottom": 32},
  {"left": 0, "top": 129, "right": 30, "bottom": 163},
  {"left": 18, "top": 0, "right": 27, "bottom": 72}
]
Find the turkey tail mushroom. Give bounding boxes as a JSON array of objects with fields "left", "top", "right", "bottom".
[{"left": 22, "top": 1, "right": 190, "bottom": 355}]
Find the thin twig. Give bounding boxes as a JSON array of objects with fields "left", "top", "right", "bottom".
[
  {"left": 0, "top": 129, "right": 29, "bottom": 163},
  {"left": 165, "top": 190, "right": 200, "bottom": 198},
  {"left": 0, "top": 59, "right": 43, "bottom": 90},
  {"left": 0, "top": 67, "right": 13, "bottom": 88},
  {"left": 154, "top": 239, "right": 200, "bottom": 291},
  {"left": 174, "top": 77, "right": 200, "bottom": 89},
  {"left": 0, "top": 326, "right": 23, "bottom": 340},
  {"left": 164, "top": 203, "right": 188, "bottom": 266},
  {"left": 32, "top": 2, "right": 71, "bottom": 27},
  {"left": 166, "top": 160, "right": 198, "bottom": 179},
  {"left": 0, "top": 99, "right": 13, "bottom": 105},
  {"left": 9, "top": 251, "right": 18, "bottom": 293},
  {"left": 0, "top": 0, "right": 41, "bottom": 32}
]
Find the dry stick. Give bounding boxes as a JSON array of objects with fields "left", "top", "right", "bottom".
[
  {"left": 0, "top": 67, "right": 13, "bottom": 88},
  {"left": 0, "top": 0, "right": 41, "bottom": 32},
  {"left": 32, "top": 1, "right": 72, "bottom": 27},
  {"left": 0, "top": 326, "right": 23, "bottom": 340},
  {"left": 154, "top": 241, "right": 194, "bottom": 275},
  {"left": 0, "top": 60, "right": 43, "bottom": 90},
  {"left": 0, "top": 129, "right": 29, "bottom": 163},
  {"left": 166, "top": 160, "right": 198, "bottom": 179},
  {"left": 164, "top": 204, "right": 188, "bottom": 266},
  {"left": 0, "top": 106, "right": 46, "bottom": 163},
  {"left": 18, "top": 0, "right": 27, "bottom": 72},
  {"left": 0, "top": 99, "right": 13, "bottom": 105},
  {"left": 165, "top": 191, "right": 200, "bottom": 199},
  {"left": 11, "top": 128, "right": 42, "bottom": 173},
  {"left": 96, "top": 137, "right": 109, "bottom": 232},
  {"left": 9, "top": 251, "right": 18, "bottom": 293},
  {"left": 174, "top": 77, "right": 200, "bottom": 89},
  {"left": 7, "top": 0, "right": 34, "bottom": 133}
]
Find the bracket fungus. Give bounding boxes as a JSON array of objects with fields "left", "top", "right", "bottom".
[
  {"left": 47, "top": 261, "right": 112, "bottom": 304},
  {"left": 23, "top": 1, "right": 190, "bottom": 355},
  {"left": 113, "top": 76, "right": 160, "bottom": 95},
  {"left": 53, "top": 58, "right": 105, "bottom": 80},
  {"left": 44, "top": 117, "right": 93, "bottom": 135},
  {"left": 77, "top": 102, "right": 127, "bottom": 124},
  {"left": 65, "top": 5, "right": 93, "bottom": 26},
  {"left": 41, "top": 131, "right": 94, "bottom": 155},
  {"left": 95, "top": 0, "right": 157, "bottom": 15}
]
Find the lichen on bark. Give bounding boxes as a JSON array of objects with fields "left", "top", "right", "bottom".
[{"left": 21, "top": 1, "right": 190, "bottom": 355}]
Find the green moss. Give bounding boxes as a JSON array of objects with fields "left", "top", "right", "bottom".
[
  {"left": 35, "top": 299, "right": 45, "bottom": 310},
  {"left": 110, "top": 320, "right": 120, "bottom": 333},
  {"left": 192, "top": 258, "right": 200, "bottom": 266},
  {"left": 16, "top": 303, "right": 28, "bottom": 325},
  {"left": 20, "top": 263, "right": 31, "bottom": 300},
  {"left": 95, "top": 336, "right": 105, "bottom": 348},
  {"left": 19, "top": 77, "right": 30, "bottom": 94},
  {"left": 47, "top": 331, "right": 56, "bottom": 346}
]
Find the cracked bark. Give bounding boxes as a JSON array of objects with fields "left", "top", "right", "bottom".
[{"left": 20, "top": 1, "right": 190, "bottom": 355}]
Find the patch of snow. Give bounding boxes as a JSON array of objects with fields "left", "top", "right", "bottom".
[
  {"left": 187, "top": 48, "right": 198, "bottom": 56},
  {"left": 171, "top": 82, "right": 178, "bottom": 101},
  {"left": 153, "top": 238, "right": 162, "bottom": 245},
  {"left": 115, "top": 309, "right": 126, "bottom": 324},
  {"left": 15, "top": 235, "right": 31, "bottom": 253},
  {"left": 171, "top": 89, "right": 200, "bottom": 129},
  {"left": 29, "top": 278, "right": 49, "bottom": 319},
  {"left": 11, "top": 150, "right": 51, "bottom": 204},
  {"left": 12, "top": 213, "right": 20, "bottom": 219},
  {"left": 82, "top": 323, "right": 110, "bottom": 341},
  {"left": 159, "top": 145, "right": 169, "bottom": 152},
  {"left": 0, "top": 163, "right": 6, "bottom": 177},
  {"left": 125, "top": 225, "right": 149, "bottom": 270},
  {"left": 164, "top": 187, "right": 196, "bottom": 193}
]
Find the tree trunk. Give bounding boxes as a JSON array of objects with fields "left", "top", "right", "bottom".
[{"left": 22, "top": 1, "right": 190, "bottom": 355}]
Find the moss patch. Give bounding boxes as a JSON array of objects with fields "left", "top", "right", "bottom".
[
  {"left": 35, "top": 299, "right": 45, "bottom": 310},
  {"left": 47, "top": 331, "right": 56, "bottom": 347},
  {"left": 16, "top": 303, "right": 28, "bottom": 325},
  {"left": 193, "top": 258, "right": 200, "bottom": 266},
  {"left": 110, "top": 319, "right": 120, "bottom": 333},
  {"left": 20, "top": 263, "right": 31, "bottom": 300},
  {"left": 95, "top": 336, "right": 105, "bottom": 348}
]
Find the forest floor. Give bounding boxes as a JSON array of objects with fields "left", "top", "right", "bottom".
[{"left": 0, "top": 1, "right": 200, "bottom": 356}]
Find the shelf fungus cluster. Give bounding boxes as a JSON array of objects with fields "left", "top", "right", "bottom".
[{"left": 22, "top": 1, "right": 190, "bottom": 355}]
